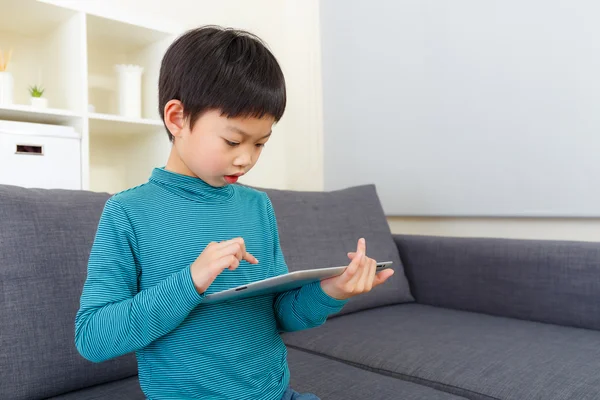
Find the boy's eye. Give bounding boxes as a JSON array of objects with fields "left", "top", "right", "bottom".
[
  {"left": 256, "top": 143, "right": 265, "bottom": 148},
  {"left": 225, "top": 140, "right": 239, "bottom": 147}
]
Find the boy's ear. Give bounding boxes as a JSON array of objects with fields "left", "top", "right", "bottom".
[{"left": 164, "top": 100, "right": 186, "bottom": 138}]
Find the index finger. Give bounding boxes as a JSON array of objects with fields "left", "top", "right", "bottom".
[
  {"left": 243, "top": 251, "right": 259, "bottom": 264},
  {"left": 229, "top": 238, "right": 258, "bottom": 264},
  {"left": 218, "top": 238, "right": 258, "bottom": 264}
]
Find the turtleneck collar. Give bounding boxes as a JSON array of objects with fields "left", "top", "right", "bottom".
[{"left": 149, "top": 167, "right": 235, "bottom": 203}]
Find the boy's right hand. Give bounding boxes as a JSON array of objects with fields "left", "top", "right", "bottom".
[{"left": 191, "top": 238, "right": 258, "bottom": 295}]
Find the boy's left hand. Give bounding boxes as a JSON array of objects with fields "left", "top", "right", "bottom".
[{"left": 320, "top": 238, "right": 395, "bottom": 300}]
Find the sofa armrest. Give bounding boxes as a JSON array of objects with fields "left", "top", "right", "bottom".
[{"left": 393, "top": 234, "right": 600, "bottom": 331}]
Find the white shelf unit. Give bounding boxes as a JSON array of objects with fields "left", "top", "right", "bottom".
[
  {"left": 0, "top": 0, "right": 177, "bottom": 193},
  {"left": 0, "top": 104, "right": 81, "bottom": 125}
]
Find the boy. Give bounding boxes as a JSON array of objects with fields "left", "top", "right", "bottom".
[{"left": 75, "top": 26, "right": 394, "bottom": 400}]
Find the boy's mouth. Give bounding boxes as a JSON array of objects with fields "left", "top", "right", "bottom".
[{"left": 224, "top": 174, "right": 243, "bottom": 184}]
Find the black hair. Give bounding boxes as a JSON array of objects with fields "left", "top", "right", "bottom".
[{"left": 158, "top": 25, "right": 286, "bottom": 142}]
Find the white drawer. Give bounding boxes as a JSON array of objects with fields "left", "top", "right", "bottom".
[{"left": 0, "top": 129, "right": 81, "bottom": 190}]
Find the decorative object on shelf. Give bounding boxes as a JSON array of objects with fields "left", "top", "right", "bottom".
[
  {"left": 115, "top": 64, "right": 144, "bottom": 118},
  {"left": 0, "top": 48, "right": 14, "bottom": 105},
  {"left": 29, "top": 85, "right": 48, "bottom": 109}
]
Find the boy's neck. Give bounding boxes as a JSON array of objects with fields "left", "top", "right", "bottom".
[{"left": 165, "top": 145, "right": 196, "bottom": 178}]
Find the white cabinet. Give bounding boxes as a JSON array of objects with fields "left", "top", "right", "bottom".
[
  {"left": 0, "top": 120, "right": 81, "bottom": 189},
  {"left": 0, "top": 0, "right": 177, "bottom": 193}
]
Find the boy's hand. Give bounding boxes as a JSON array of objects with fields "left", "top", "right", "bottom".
[
  {"left": 191, "top": 238, "right": 258, "bottom": 294},
  {"left": 320, "top": 238, "right": 394, "bottom": 300}
]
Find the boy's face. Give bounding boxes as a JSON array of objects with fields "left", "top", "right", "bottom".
[{"left": 167, "top": 108, "right": 274, "bottom": 187}]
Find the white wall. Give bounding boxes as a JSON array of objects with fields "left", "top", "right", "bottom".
[
  {"left": 388, "top": 216, "right": 600, "bottom": 242},
  {"left": 324, "top": 0, "right": 600, "bottom": 241},
  {"left": 320, "top": 0, "right": 600, "bottom": 218}
]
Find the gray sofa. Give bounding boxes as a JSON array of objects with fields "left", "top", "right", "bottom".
[{"left": 1, "top": 183, "right": 599, "bottom": 400}]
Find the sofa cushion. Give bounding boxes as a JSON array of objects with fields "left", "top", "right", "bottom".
[
  {"left": 283, "top": 304, "right": 600, "bottom": 400},
  {"left": 262, "top": 184, "right": 414, "bottom": 315},
  {"left": 45, "top": 376, "right": 144, "bottom": 400},
  {"left": 395, "top": 234, "right": 600, "bottom": 331},
  {"left": 46, "top": 349, "right": 470, "bottom": 400},
  {"left": 287, "top": 347, "right": 467, "bottom": 400},
  {"left": 0, "top": 185, "right": 138, "bottom": 400}
]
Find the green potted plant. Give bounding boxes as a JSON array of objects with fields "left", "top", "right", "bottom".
[{"left": 29, "top": 85, "right": 47, "bottom": 109}]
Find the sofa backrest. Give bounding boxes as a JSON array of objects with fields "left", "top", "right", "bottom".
[
  {"left": 0, "top": 185, "right": 138, "bottom": 400},
  {"left": 395, "top": 234, "right": 600, "bottom": 331},
  {"left": 263, "top": 184, "right": 414, "bottom": 316}
]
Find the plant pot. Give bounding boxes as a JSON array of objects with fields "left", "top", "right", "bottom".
[
  {"left": 0, "top": 71, "right": 14, "bottom": 105},
  {"left": 30, "top": 97, "right": 48, "bottom": 109}
]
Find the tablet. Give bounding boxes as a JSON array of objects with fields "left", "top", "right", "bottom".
[{"left": 202, "top": 261, "right": 393, "bottom": 304}]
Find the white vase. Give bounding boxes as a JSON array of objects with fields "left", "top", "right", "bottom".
[
  {"left": 115, "top": 64, "right": 144, "bottom": 118},
  {"left": 0, "top": 71, "right": 14, "bottom": 105},
  {"left": 30, "top": 97, "right": 48, "bottom": 109}
]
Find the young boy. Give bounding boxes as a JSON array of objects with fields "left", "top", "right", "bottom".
[{"left": 75, "top": 26, "right": 394, "bottom": 400}]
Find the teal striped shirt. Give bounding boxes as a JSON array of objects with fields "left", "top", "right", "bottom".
[{"left": 75, "top": 167, "right": 346, "bottom": 399}]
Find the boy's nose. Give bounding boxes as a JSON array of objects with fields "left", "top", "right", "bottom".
[{"left": 233, "top": 153, "right": 252, "bottom": 167}]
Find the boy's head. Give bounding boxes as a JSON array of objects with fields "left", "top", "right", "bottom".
[{"left": 159, "top": 26, "right": 286, "bottom": 187}]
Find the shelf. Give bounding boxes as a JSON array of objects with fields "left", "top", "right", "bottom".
[
  {"left": 86, "top": 14, "right": 173, "bottom": 119},
  {"left": 0, "top": 0, "right": 76, "bottom": 37},
  {"left": 0, "top": 0, "right": 84, "bottom": 112},
  {"left": 88, "top": 112, "right": 164, "bottom": 135},
  {"left": 0, "top": 104, "right": 81, "bottom": 125},
  {"left": 87, "top": 13, "right": 172, "bottom": 53}
]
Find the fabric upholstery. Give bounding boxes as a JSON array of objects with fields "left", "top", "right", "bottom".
[
  {"left": 0, "top": 185, "right": 138, "bottom": 400},
  {"left": 283, "top": 304, "right": 600, "bottom": 400},
  {"left": 287, "top": 347, "right": 467, "bottom": 400},
  {"left": 47, "top": 348, "right": 470, "bottom": 400},
  {"left": 394, "top": 234, "right": 600, "bottom": 331},
  {"left": 45, "top": 376, "right": 144, "bottom": 400},
  {"left": 262, "top": 184, "right": 414, "bottom": 315}
]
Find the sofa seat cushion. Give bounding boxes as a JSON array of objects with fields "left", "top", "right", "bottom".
[
  {"left": 46, "top": 376, "right": 144, "bottom": 400},
  {"left": 47, "top": 350, "right": 469, "bottom": 400},
  {"left": 262, "top": 184, "right": 414, "bottom": 316},
  {"left": 287, "top": 347, "right": 467, "bottom": 400},
  {"left": 283, "top": 304, "right": 600, "bottom": 400}
]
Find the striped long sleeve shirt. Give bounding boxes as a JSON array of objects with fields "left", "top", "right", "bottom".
[{"left": 75, "top": 167, "right": 347, "bottom": 400}]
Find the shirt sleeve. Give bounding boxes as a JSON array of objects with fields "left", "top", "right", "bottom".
[
  {"left": 74, "top": 198, "right": 204, "bottom": 363},
  {"left": 264, "top": 194, "right": 347, "bottom": 332}
]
